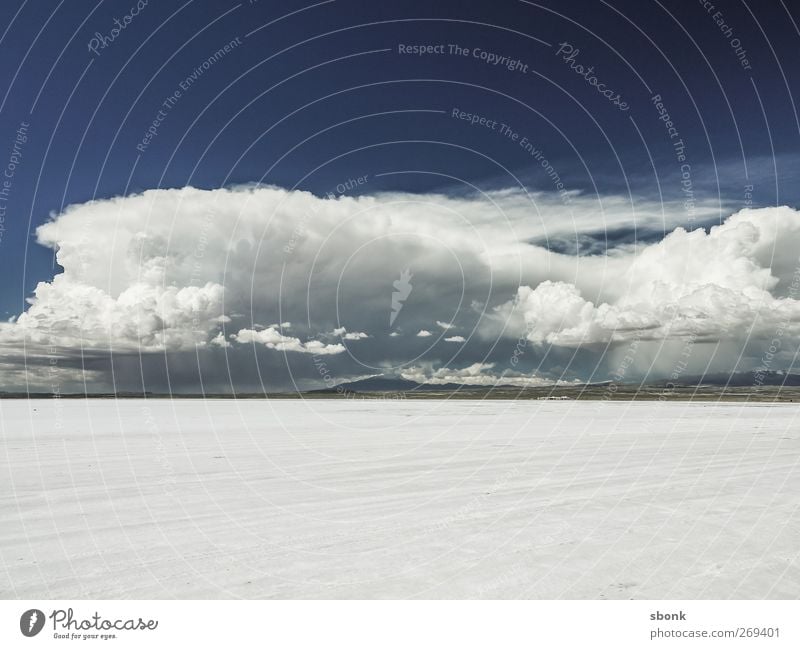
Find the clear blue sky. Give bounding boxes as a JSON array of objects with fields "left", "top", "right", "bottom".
[{"left": 1, "top": 0, "right": 798, "bottom": 316}]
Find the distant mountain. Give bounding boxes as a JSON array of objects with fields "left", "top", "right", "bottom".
[
  {"left": 322, "top": 370, "right": 800, "bottom": 394},
  {"left": 312, "top": 376, "right": 538, "bottom": 393},
  {"left": 658, "top": 371, "right": 800, "bottom": 387},
  {"left": 313, "top": 376, "right": 464, "bottom": 393},
  {"left": 4, "top": 371, "right": 797, "bottom": 400}
]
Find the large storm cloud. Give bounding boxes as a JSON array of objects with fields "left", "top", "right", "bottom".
[{"left": 1, "top": 185, "right": 798, "bottom": 391}]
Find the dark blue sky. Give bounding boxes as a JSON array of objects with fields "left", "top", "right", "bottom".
[{"left": 1, "top": 0, "right": 798, "bottom": 317}]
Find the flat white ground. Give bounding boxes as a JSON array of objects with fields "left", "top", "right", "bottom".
[{"left": 1, "top": 399, "right": 798, "bottom": 599}]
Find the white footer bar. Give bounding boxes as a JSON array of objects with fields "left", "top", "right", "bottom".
[{"left": 1, "top": 600, "right": 796, "bottom": 648}]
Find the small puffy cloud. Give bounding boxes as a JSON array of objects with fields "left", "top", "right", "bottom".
[
  {"left": 232, "top": 327, "right": 344, "bottom": 355},
  {"left": 210, "top": 332, "right": 231, "bottom": 348},
  {"left": 299, "top": 339, "right": 347, "bottom": 355},
  {"left": 444, "top": 335, "right": 466, "bottom": 343},
  {"left": 389, "top": 331, "right": 401, "bottom": 337},
  {"left": 416, "top": 330, "right": 433, "bottom": 337},
  {"left": 436, "top": 320, "right": 455, "bottom": 330},
  {"left": 331, "top": 326, "right": 368, "bottom": 340}
]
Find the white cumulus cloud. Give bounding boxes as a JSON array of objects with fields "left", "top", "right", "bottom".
[
  {"left": 0, "top": 276, "right": 225, "bottom": 353},
  {"left": 210, "top": 332, "right": 231, "bottom": 348},
  {"left": 493, "top": 207, "right": 800, "bottom": 347},
  {"left": 332, "top": 327, "right": 369, "bottom": 340}
]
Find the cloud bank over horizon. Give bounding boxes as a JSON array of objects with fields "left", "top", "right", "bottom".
[{"left": 1, "top": 184, "right": 798, "bottom": 392}]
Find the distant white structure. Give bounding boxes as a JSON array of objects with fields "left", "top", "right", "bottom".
[{"left": 537, "top": 395, "right": 570, "bottom": 400}]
